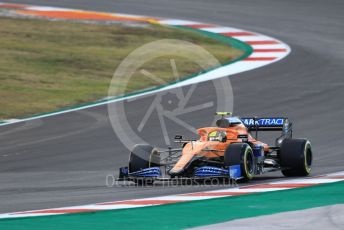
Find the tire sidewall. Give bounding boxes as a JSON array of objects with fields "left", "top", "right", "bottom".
[
  {"left": 303, "top": 141, "right": 312, "bottom": 174},
  {"left": 242, "top": 145, "right": 254, "bottom": 180}
]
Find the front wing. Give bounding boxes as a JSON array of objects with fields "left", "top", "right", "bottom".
[{"left": 117, "top": 165, "right": 243, "bottom": 184}]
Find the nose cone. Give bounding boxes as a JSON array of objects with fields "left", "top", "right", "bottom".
[
  {"left": 168, "top": 152, "right": 195, "bottom": 176},
  {"left": 168, "top": 141, "right": 217, "bottom": 176},
  {"left": 182, "top": 141, "right": 206, "bottom": 155}
]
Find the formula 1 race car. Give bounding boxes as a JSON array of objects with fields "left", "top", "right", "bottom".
[{"left": 118, "top": 112, "right": 312, "bottom": 185}]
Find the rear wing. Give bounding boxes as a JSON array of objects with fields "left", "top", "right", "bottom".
[{"left": 241, "top": 117, "right": 290, "bottom": 131}]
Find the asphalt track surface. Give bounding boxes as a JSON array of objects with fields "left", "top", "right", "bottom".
[{"left": 1, "top": 0, "right": 344, "bottom": 213}]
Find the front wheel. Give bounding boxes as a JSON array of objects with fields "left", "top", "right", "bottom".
[
  {"left": 224, "top": 143, "right": 255, "bottom": 181},
  {"left": 129, "top": 144, "right": 160, "bottom": 173},
  {"left": 279, "top": 139, "right": 312, "bottom": 177}
]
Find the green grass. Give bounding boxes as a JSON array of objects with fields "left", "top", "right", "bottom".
[{"left": 0, "top": 16, "right": 243, "bottom": 119}]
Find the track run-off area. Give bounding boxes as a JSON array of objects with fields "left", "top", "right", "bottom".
[{"left": 0, "top": 2, "right": 289, "bottom": 126}]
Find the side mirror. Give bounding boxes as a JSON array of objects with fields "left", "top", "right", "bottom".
[
  {"left": 238, "top": 134, "right": 248, "bottom": 142},
  {"left": 174, "top": 135, "right": 183, "bottom": 140}
]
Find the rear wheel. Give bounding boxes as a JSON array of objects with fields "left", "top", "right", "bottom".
[
  {"left": 279, "top": 139, "right": 312, "bottom": 177},
  {"left": 224, "top": 143, "right": 255, "bottom": 180},
  {"left": 129, "top": 144, "right": 159, "bottom": 173}
]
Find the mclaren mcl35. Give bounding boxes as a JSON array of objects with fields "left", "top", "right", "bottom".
[{"left": 118, "top": 112, "right": 312, "bottom": 185}]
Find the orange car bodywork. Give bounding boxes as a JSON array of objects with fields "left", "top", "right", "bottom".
[{"left": 170, "top": 123, "right": 269, "bottom": 174}]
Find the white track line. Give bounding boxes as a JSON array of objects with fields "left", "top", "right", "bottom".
[{"left": 199, "top": 27, "right": 245, "bottom": 33}]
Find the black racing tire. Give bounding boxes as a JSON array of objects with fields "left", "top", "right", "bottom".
[
  {"left": 279, "top": 139, "right": 312, "bottom": 177},
  {"left": 224, "top": 143, "right": 255, "bottom": 181},
  {"left": 128, "top": 144, "right": 160, "bottom": 173}
]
